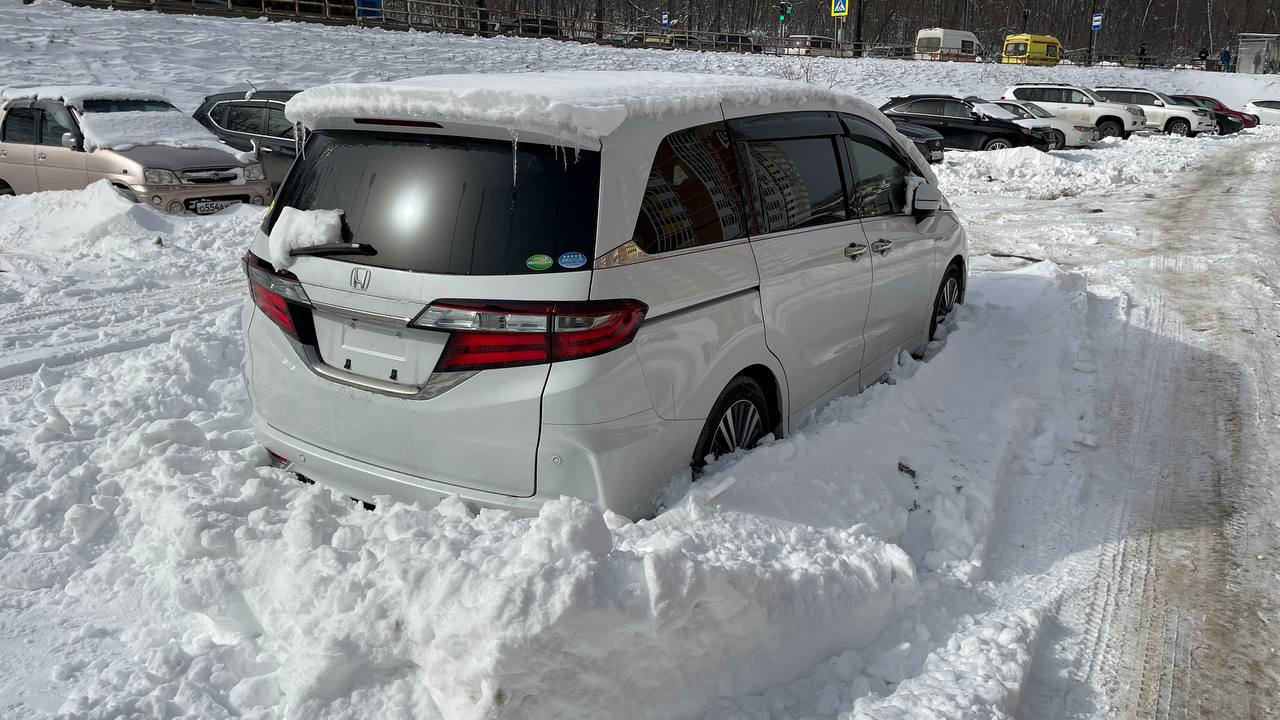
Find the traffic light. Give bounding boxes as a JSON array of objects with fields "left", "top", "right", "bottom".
[{"left": 778, "top": 0, "right": 792, "bottom": 21}]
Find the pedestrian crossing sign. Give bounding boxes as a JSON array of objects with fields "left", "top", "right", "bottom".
[{"left": 832, "top": 0, "right": 848, "bottom": 17}]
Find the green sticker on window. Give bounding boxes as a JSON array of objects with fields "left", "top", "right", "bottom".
[{"left": 526, "top": 254, "right": 553, "bottom": 271}]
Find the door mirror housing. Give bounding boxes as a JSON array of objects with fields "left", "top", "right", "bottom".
[
  {"left": 60, "top": 132, "right": 80, "bottom": 150},
  {"left": 912, "top": 183, "right": 941, "bottom": 219},
  {"left": 1153, "top": 99, "right": 1164, "bottom": 107}
]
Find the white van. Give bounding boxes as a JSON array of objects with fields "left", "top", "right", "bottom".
[
  {"left": 914, "top": 28, "right": 984, "bottom": 61},
  {"left": 242, "top": 71, "right": 968, "bottom": 518}
]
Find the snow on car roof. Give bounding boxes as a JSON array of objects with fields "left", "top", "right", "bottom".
[
  {"left": 0, "top": 85, "right": 171, "bottom": 109},
  {"left": 284, "top": 71, "right": 872, "bottom": 145}
]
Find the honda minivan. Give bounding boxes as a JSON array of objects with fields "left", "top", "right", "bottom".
[{"left": 242, "top": 72, "right": 968, "bottom": 518}]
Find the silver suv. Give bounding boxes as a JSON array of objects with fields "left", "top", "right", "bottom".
[
  {"left": 0, "top": 86, "right": 272, "bottom": 213},
  {"left": 242, "top": 72, "right": 968, "bottom": 517},
  {"left": 1002, "top": 82, "right": 1145, "bottom": 138},
  {"left": 1093, "top": 86, "right": 1217, "bottom": 136}
]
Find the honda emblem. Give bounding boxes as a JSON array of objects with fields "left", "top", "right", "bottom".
[{"left": 350, "top": 267, "right": 371, "bottom": 291}]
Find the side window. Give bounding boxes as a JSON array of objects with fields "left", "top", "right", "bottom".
[
  {"left": 1, "top": 108, "right": 39, "bottom": 144},
  {"left": 906, "top": 99, "right": 944, "bottom": 115},
  {"left": 1065, "top": 90, "right": 1088, "bottom": 104},
  {"left": 225, "top": 104, "right": 266, "bottom": 135},
  {"left": 1132, "top": 92, "right": 1157, "bottom": 106},
  {"left": 843, "top": 116, "right": 913, "bottom": 218},
  {"left": 739, "top": 136, "right": 848, "bottom": 234},
  {"left": 208, "top": 103, "right": 228, "bottom": 127},
  {"left": 630, "top": 121, "right": 749, "bottom": 255},
  {"left": 37, "top": 105, "right": 76, "bottom": 146},
  {"left": 1046, "top": 45, "right": 1059, "bottom": 57},
  {"left": 941, "top": 100, "right": 970, "bottom": 118},
  {"left": 1012, "top": 87, "right": 1036, "bottom": 101},
  {"left": 961, "top": 40, "right": 975, "bottom": 53},
  {"left": 266, "top": 108, "right": 295, "bottom": 139}
]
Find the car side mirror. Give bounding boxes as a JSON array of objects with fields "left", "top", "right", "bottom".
[
  {"left": 1085, "top": 98, "right": 1095, "bottom": 105},
  {"left": 1153, "top": 100, "right": 1164, "bottom": 107},
  {"left": 60, "top": 132, "right": 79, "bottom": 150},
  {"left": 912, "top": 183, "right": 941, "bottom": 219}
]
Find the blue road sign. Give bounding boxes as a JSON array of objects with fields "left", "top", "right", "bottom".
[
  {"left": 661, "top": 10, "right": 669, "bottom": 28},
  {"left": 831, "top": 0, "right": 848, "bottom": 17},
  {"left": 1091, "top": 12, "right": 1103, "bottom": 30}
]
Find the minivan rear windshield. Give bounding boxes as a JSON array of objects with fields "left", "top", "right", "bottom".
[{"left": 267, "top": 130, "right": 601, "bottom": 275}]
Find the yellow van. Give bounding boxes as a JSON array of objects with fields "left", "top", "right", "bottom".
[{"left": 1000, "top": 34, "right": 1063, "bottom": 66}]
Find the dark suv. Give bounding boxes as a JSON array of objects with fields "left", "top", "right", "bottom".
[
  {"left": 880, "top": 94, "right": 1052, "bottom": 151},
  {"left": 193, "top": 90, "right": 300, "bottom": 186}
]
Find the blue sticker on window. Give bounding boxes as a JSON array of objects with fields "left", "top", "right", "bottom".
[{"left": 558, "top": 251, "right": 588, "bottom": 269}]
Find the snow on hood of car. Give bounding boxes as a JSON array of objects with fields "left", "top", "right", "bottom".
[
  {"left": 288, "top": 71, "right": 862, "bottom": 142},
  {"left": 76, "top": 110, "right": 241, "bottom": 156},
  {"left": 0, "top": 85, "right": 171, "bottom": 109},
  {"left": 972, "top": 102, "right": 1019, "bottom": 120}
]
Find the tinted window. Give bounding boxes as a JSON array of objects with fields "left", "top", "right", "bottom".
[
  {"left": 631, "top": 122, "right": 748, "bottom": 255},
  {"left": 961, "top": 40, "right": 975, "bottom": 53},
  {"left": 1065, "top": 90, "right": 1088, "bottom": 104},
  {"left": 1046, "top": 45, "right": 1058, "bottom": 57},
  {"left": 917, "top": 37, "right": 941, "bottom": 50},
  {"left": 904, "top": 99, "right": 944, "bottom": 115},
  {"left": 843, "top": 116, "right": 913, "bottom": 217},
  {"left": 208, "top": 104, "right": 227, "bottom": 127},
  {"left": 2, "top": 108, "right": 38, "bottom": 144},
  {"left": 1011, "top": 87, "right": 1037, "bottom": 101},
  {"left": 225, "top": 105, "right": 265, "bottom": 134},
  {"left": 941, "top": 100, "right": 970, "bottom": 118},
  {"left": 38, "top": 105, "right": 76, "bottom": 145},
  {"left": 80, "top": 100, "right": 176, "bottom": 113},
  {"left": 268, "top": 130, "right": 600, "bottom": 275},
  {"left": 740, "top": 137, "right": 847, "bottom": 234},
  {"left": 1132, "top": 92, "right": 1158, "bottom": 105},
  {"left": 266, "top": 108, "right": 295, "bottom": 139}
]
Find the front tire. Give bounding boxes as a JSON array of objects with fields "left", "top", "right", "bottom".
[
  {"left": 1167, "top": 118, "right": 1191, "bottom": 136},
  {"left": 1097, "top": 120, "right": 1123, "bottom": 138},
  {"left": 982, "top": 137, "right": 1012, "bottom": 151},
  {"left": 1050, "top": 130, "right": 1066, "bottom": 149},
  {"left": 692, "top": 376, "right": 770, "bottom": 472},
  {"left": 929, "top": 265, "right": 964, "bottom": 340}
]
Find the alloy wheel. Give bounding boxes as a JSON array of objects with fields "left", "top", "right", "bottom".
[
  {"left": 935, "top": 274, "right": 960, "bottom": 327},
  {"left": 710, "top": 398, "right": 763, "bottom": 458}
]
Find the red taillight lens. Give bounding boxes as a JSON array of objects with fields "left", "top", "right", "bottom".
[
  {"left": 411, "top": 299, "right": 648, "bottom": 372},
  {"left": 244, "top": 251, "right": 311, "bottom": 340}
]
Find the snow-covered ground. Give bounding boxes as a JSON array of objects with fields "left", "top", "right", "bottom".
[{"left": 2, "top": 2, "right": 1279, "bottom": 719}]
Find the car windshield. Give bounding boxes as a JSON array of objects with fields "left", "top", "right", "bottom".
[
  {"left": 997, "top": 103, "right": 1034, "bottom": 119},
  {"left": 266, "top": 130, "right": 601, "bottom": 276},
  {"left": 80, "top": 99, "right": 177, "bottom": 113},
  {"left": 973, "top": 102, "right": 1019, "bottom": 120},
  {"left": 1021, "top": 102, "right": 1054, "bottom": 118}
]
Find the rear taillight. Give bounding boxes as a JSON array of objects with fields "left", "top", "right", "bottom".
[
  {"left": 244, "top": 251, "right": 311, "bottom": 340},
  {"left": 410, "top": 299, "right": 648, "bottom": 372}
]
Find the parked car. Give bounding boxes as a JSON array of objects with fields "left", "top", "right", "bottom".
[
  {"left": 889, "top": 119, "right": 945, "bottom": 163},
  {"left": 604, "top": 31, "right": 647, "bottom": 46},
  {"left": 784, "top": 35, "right": 847, "bottom": 57},
  {"left": 879, "top": 94, "right": 1052, "bottom": 151},
  {"left": 913, "top": 28, "right": 983, "bottom": 61},
  {"left": 244, "top": 72, "right": 967, "bottom": 517},
  {"left": 700, "top": 32, "right": 762, "bottom": 53},
  {"left": 644, "top": 31, "right": 704, "bottom": 50},
  {"left": 999, "top": 33, "right": 1062, "bottom": 65},
  {"left": 1093, "top": 86, "right": 1216, "bottom": 136},
  {"left": 1001, "top": 83, "right": 1145, "bottom": 139},
  {"left": 1177, "top": 95, "right": 1258, "bottom": 127},
  {"left": 993, "top": 99, "right": 1096, "bottom": 148},
  {"left": 498, "top": 16, "right": 563, "bottom": 37},
  {"left": 193, "top": 89, "right": 300, "bottom": 186},
  {"left": 1243, "top": 100, "right": 1280, "bottom": 125},
  {"left": 0, "top": 86, "right": 271, "bottom": 212},
  {"left": 1169, "top": 95, "right": 1242, "bottom": 135}
]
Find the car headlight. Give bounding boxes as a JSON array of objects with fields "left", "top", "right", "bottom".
[
  {"left": 243, "top": 163, "right": 266, "bottom": 182},
  {"left": 1193, "top": 109, "right": 1210, "bottom": 117},
  {"left": 143, "top": 168, "right": 180, "bottom": 185},
  {"left": 1074, "top": 125, "right": 1094, "bottom": 132}
]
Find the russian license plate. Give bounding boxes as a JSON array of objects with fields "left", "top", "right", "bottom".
[{"left": 192, "top": 199, "right": 239, "bottom": 215}]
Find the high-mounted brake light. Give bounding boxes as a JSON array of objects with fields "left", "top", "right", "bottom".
[
  {"left": 410, "top": 299, "right": 648, "bottom": 372},
  {"left": 243, "top": 251, "right": 311, "bottom": 340}
]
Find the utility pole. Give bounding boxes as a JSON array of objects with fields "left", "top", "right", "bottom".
[
  {"left": 855, "top": 0, "right": 863, "bottom": 47},
  {"left": 1087, "top": 0, "right": 1097, "bottom": 64}
]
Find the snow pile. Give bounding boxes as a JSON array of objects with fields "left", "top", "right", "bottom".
[
  {"left": 267, "top": 207, "right": 344, "bottom": 269},
  {"left": 286, "top": 71, "right": 880, "bottom": 145},
  {"left": 76, "top": 110, "right": 236, "bottom": 154},
  {"left": 0, "top": 84, "right": 169, "bottom": 109}
]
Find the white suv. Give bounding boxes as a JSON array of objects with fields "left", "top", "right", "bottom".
[
  {"left": 1002, "top": 83, "right": 1145, "bottom": 138},
  {"left": 1093, "top": 87, "right": 1217, "bottom": 136},
  {"left": 241, "top": 71, "right": 968, "bottom": 518}
]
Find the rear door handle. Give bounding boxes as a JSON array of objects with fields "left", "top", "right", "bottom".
[
  {"left": 871, "top": 239, "right": 893, "bottom": 255},
  {"left": 844, "top": 242, "right": 868, "bottom": 261}
]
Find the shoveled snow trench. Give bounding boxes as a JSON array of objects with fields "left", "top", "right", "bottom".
[{"left": 1, "top": 4, "right": 1280, "bottom": 719}]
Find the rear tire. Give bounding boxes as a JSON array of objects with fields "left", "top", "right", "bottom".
[
  {"left": 0, "top": 181, "right": 12, "bottom": 197},
  {"left": 1097, "top": 120, "right": 1123, "bottom": 138},
  {"left": 982, "top": 137, "right": 1012, "bottom": 151},
  {"left": 929, "top": 264, "right": 964, "bottom": 340},
  {"left": 1167, "top": 118, "right": 1191, "bottom": 136},
  {"left": 692, "top": 375, "right": 770, "bottom": 472},
  {"left": 1051, "top": 130, "right": 1066, "bottom": 149}
]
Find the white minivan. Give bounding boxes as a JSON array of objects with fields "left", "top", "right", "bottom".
[
  {"left": 242, "top": 71, "right": 968, "bottom": 518},
  {"left": 914, "top": 28, "right": 984, "bottom": 61}
]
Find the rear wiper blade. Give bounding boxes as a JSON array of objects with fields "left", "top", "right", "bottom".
[{"left": 289, "top": 243, "right": 377, "bottom": 258}]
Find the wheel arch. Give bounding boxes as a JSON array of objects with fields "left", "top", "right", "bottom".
[
  {"left": 1095, "top": 115, "right": 1124, "bottom": 129},
  {"left": 736, "top": 364, "right": 784, "bottom": 439},
  {"left": 1164, "top": 115, "right": 1191, "bottom": 131}
]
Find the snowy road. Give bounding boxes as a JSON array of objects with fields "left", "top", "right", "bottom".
[{"left": 2, "top": 3, "right": 1279, "bottom": 719}]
